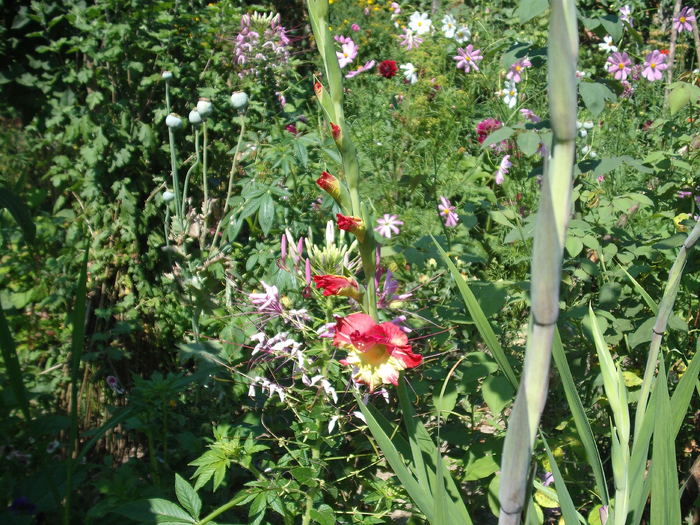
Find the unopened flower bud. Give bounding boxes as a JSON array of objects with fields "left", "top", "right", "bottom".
[
  {"left": 162, "top": 70, "right": 173, "bottom": 80},
  {"left": 230, "top": 91, "right": 248, "bottom": 109},
  {"left": 316, "top": 171, "right": 342, "bottom": 204},
  {"left": 188, "top": 109, "right": 202, "bottom": 125},
  {"left": 336, "top": 213, "right": 366, "bottom": 241},
  {"left": 196, "top": 97, "right": 212, "bottom": 117},
  {"left": 165, "top": 113, "right": 183, "bottom": 129}
]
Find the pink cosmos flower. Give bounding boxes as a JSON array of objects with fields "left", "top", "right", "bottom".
[
  {"left": 374, "top": 214, "right": 403, "bottom": 238},
  {"left": 438, "top": 196, "right": 459, "bottom": 227},
  {"left": 495, "top": 155, "right": 511, "bottom": 185},
  {"left": 620, "top": 5, "right": 633, "bottom": 26},
  {"left": 351, "top": 23, "right": 361, "bottom": 32},
  {"left": 334, "top": 35, "right": 352, "bottom": 45},
  {"left": 249, "top": 281, "right": 283, "bottom": 315},
  {"left": 520, "top": 108, "right": 541, "bottom": 122},
  {"left": 506, "top": 57, "right": 532, "bottom": 83},
  {"left": 606, "top": 52, "right": 633, "bottom": 80},
  {"left": 642, "top": 50, "right": 668, "bottom": 81},
  {"left": 674, "top": 7, "right": 695, "bottom": 33},
  {"left": 334, "top": 313, "right": 422, "bottom": 391},
  {"left": 398, "top": 28, "right": 424, "bottom": 50},
  {"left": 337, "top": 40, "right": 358, "bottom": 68},
  {"left": 345, "top": 60, "right": 376, "bottom": 79},
  {"left": 453, "top": 45, "right": 483, "bottom": 73}
]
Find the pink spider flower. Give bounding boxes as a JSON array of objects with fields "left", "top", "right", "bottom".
[
  {"left": 399, "top": 28, "right": 423, "bottom": 50},
  {"left": 438, "top": 196, "right": 459, "bottom": 227},
  {"left": 674, "top": 6, "right": 695, "bottom": 32},
  {"left": 453, "top": 45, "right": 483, "bottom": 73},
  {"left": 642, "top": 50, "right": 668, "bottom": 81},
  {"left": 606, "top": 52, "right": 633, "bottom": 80},
  {"left": 506, "top": 57, "right": 532, "bottom": 83}
]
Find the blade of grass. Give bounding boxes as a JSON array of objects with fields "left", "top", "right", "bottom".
[
  {"left": 63, "top": 241, "right": 89, "bottom": 525},
  {"left": 0, "top": 307, "right": 31, "bottom": 421},
  {"left": 670, "top": 339, "right": 700, "bottom": 436},
  {"left": 542, "top": 434, "right": 582, "bottom": 525},
  {"left": 432, "top": 238, "right": 517, "bottom": 388},
  {"left": 551, "top": 328, "right": 609, "bottom": 504},
  {"left": 618, "top": 265, "right": 658, "bottom": 315},
  {"left": 650, "top": 361, "right": 681, "bottom": 524},
  {"left": 352, "top": 391, "right": 434, "bottom": 522}
]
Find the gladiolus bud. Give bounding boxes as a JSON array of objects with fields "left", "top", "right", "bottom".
[
  {"left": 313, "top": 275, "right": 361, "bottom": 300},
  {"left": 230, "top": 91, "right": 248, "bottom": 109},
  {"left": 330, "top": 122, "right": 341, "bottom": 142},
  {"left": 336, "top": 213, "right": 365, "bottom": 241},
  {"left": 196, "top": 97, "right": 212, "bottom": 117},
  {"left": 188, "top": 109, "right": 202, "bottom": 125},
  {"left": 316, "top": 171, "right": 342, "bottom": 203},
  {"left": 166, "top": 113, "right": 183, "bottom": 129},
  {"left": 314, "top": 81, "right": 323, "bottom": 96}
]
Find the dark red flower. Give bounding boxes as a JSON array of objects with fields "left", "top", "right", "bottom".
[{"left": 378, "top": 60, "right": 398, "bottom": 78}]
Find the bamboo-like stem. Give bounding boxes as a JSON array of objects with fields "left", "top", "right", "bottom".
[
  {"left": 306, "top": 0, "right": 377, "bottom": 320},
  {"left": 498, "top": 1, "right": 578, "bottom": 523},
  {"left": 692, "top": 18, "right": 700, "bottom": 67}
]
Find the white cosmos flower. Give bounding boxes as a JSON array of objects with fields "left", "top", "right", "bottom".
[
  {"left": 598, "top": 35, "right": 618, "bottom": 53},
  {"left": 454, "top": 25, "right": 471, "bottom": 43},
  {"left": 408, "top": 12, "right": 432, "bottom": 35},
  {"left": 502, "top": 81, "right": 518, "bottom": 108},
  {"left": 400, "top": 63, "right": 418, "bottom": 84},
  {"left": 441, "top": 14, "right": 457, "bottom": 38}
]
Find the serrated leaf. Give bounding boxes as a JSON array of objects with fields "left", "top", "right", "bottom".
[
  {"left": 175, "top": 474, "right": 201, "bottom": 520},
  {"left": 115, "top": 499, "right": 195, "bottom": 524}
]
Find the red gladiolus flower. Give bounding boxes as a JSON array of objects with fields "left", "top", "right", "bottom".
[
  {"left": 336, "top": 213, "right": 365, "bottom": 241},
  {"left": 330, "top": 122, "right": 341, "bottom": 141},
  {"left": 316, "top": 171, "right": 341, "bottom": 202},
  {"left": 334, "top": 313, "right": 422, "bottom": 391},
  {"left": 313, "top": 275, "right": 361, "bottom": 300},
  {"left": 378, "top": 60, "right": 398, "bottom": 78},
  {"left": 314, "top": 81, "right": 323, "bottom": 95}
]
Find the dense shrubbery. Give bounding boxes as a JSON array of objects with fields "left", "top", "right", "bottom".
[{"left": 0, "top": 0, "right": 699, "bottom": 523}]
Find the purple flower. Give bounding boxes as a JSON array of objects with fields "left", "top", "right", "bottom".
[
  {"left": 677, "top": 190, "right": 693, "bottom": 198},
  {"left": 674, "top": 6, "right": 695, "bottom": 33},
  {"left": 520, "top": 108, "right": 541, "bottom": 122},
  {"left": 398, "top": 28, "right": 424, "bottom": 50},
  {"left": 606, "top": 52, "right": 633, "bottom": 80},
  {"left": 106, "top": 375, "right": 125, "bottom": 394},
  {"left": 351, "top": 23, "right": 361, "bottom": 32},
  {"left": 495, "top": 155, "right": 511, "bottom": 185},
  {"left": 453, "top": 45, "right": 483, "bottom": 73},
  {"left": 506, "top": 57, "right": 531, "bottom": 83},
  {"left": 438, "top": 196, "right": 459, "bottom": 227},
  {"left": 542, "top": 471, "right": 554, "bottom": 487},
  {"left": 642, "top": 50, "right": 668, "bottom": 81},
  {"left": 233, "top": 13, "right": 290, "bottom": 78},
  {"left": 248, "top": 281, "right": 283, "bottom": 315},
  {"left": 374, "top": 214, "right": 403, "bottom": 238},
  {"left": 620, "top": 5, "right": 633, "bottom": 26}
]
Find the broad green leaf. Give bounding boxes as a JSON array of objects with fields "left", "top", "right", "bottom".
[
  {"left": 482, "top": 126, "right": 514, "bottom": 148},
  {"left": 310, "top": 504, "right": 335, "bottom": 525},
  {"left": 175, "top": 474, "right": 201, "bottom": 520},
  {"left": 518, "top": 0, "right": 548, "bottom": 22},
  {"left": 482, "top": 374, "right": 514, "bottom": 415},
  {"left": 257, "top": 193, "right": 274, "bottom": 236},
  {"left": 579, "top": 82, "right": 617, "bottom": 117},
  {"left": 517, "top": 131, "right": 541, "bottom": 156},
  {"left": 464, "top": 453, "right": 499, "bottom": 481},
  {"left": 115, "top": 499, "right": 195, "bottom": 523},
  {"left": 0, "top": 186, "right": 35, "bottom": 244}
]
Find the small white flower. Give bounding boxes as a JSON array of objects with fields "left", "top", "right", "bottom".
[
  {"left": 165, "top": 113, "right": 183, "bottom": 129},
  {"left": 230, "top": 91, "right": 248, "bottom": 109},
  {"left": 408, "top": 12, "right": 432, "bottom": 35},
  {"left": 598, "top": 35, "right": 618, "bottom": 53},
  {"left": 248, "top": 384, "right": 256, "bottom": 398},
  {"left": 188, "top": 109, "right": 202, "bottom": 125},
  {"left": 454, "top": 25, "right": 471, "bottom": 43},
  {"left": 196, "top": 97, "right": 212, "bottom": 117},
  {"left": 441, "top": 14, "right": 457, "bottom": 38},
  {"left": 400, "top": 62, "right": 418, "bottom": 84},
  {"left": 502, "top": 81, "right": 518, "bottom": 108},
  {"left": 583, "top": 120, "right": 594, "bottom": 129}
]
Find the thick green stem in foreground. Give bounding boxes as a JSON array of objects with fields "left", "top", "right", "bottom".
[{"left": 498, "top": 1, "right": 578, "bottom": 523}]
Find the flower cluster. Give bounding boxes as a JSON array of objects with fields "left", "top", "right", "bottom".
[
  {"left": 233, "top": 12, "right": 291, "bottom": 77},
  {"left": 606, "top": 50, "right": 668, "bottom": 83}
]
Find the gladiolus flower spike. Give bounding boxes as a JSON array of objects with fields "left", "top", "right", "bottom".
[
  {"left": 313, "top": 275, "right": 361, "bottom": 300},
  {"left": 334, "top": 313, "right": 422, "bottom": 391},
  {"left": 336, "top": 213, "right": 366, "bottom": 241},
  {"left": 316, "top": 171, "right": 343, "bottom": 204}
]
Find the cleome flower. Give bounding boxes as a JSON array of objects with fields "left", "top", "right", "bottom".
[
  {"left": 334, "top": 313, "right": 422, "bottom": 391},
  {"left": 374, "top": 214, "right": 403, "bottom": 238}
]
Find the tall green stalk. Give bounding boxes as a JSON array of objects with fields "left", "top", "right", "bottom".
[{"left": 498, "top": 1, "right": 578, "bottom": 523}]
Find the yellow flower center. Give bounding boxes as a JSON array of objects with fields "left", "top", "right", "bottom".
[
  {"left": 680, "top": 16, "right": 686, "bottom": 22},
  {"left": 515, "top": 65, "right": 522, "bottom": 71},
  {"left": 618, "top": 63, "right": 625, "bottom": 69},
  {"left": 650, "top": 62, "right": 656, "bottom": 68}
]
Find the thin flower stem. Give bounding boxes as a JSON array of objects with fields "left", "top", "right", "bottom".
[{"left": 201, "top": 121, "right": 209, "bottom": 250}]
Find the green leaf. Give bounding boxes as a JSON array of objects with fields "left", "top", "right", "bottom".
[
  {"left": 257, "top": 193, "right": 274, "bottom": 236},
  {"left": 542, "top": 439, "right": 582, "bottom": 525},
  {"left": 579, "top": 82, "right": 617, "bottom": 117},
  {"left": 482, "top": 374, "right": 514, "bottom": 415},
  {"left": 115, "top": 499, "right": 195, "bottom": 524},
  {"left": 0, "top": 186, "right": 35, "bottom": 244},
  {"left": 464, "top": 453, "right": 499, "bottom": 481},
  {"left": 516, "top": 131, "right": 541, "bottom": 156},
  {"left": 482, "top": 126, "right": 514, "bottom": 148},
  {"left": 175, "top": 474, "right": 201, "bottom": 520},
  {"left": 668, "top": 81, "right": 700, "bottom": 115},
  {"left": 0, "top": 307, "right": 30, "bottom": 420},
  {"left": 310, "top": 504, "right": 335, "bottom": 525},
  {"left": 518, "top": 0, "right": 549, "bottom": 23},
  {"left": 650, "top": 363, "right": 681, "bottom": 524}
]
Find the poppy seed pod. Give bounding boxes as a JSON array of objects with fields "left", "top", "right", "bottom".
[
  {"left": 196, "top": 97, "right": 212, "bottom": 117},
  {"left": 165, "top": 113, "right": 183, "bottom": 129},
  {"left": 163, "top": 190, "right": 176, "bottom": 202},
  {"left": 161, "top": 70, "right": 173, "bottom": 80},
  {"left": 188, "top": 109, "right": 202, "bottom": 125},
  {"left": 230, "top": 91, "right": 249, "bottom": 109}
]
